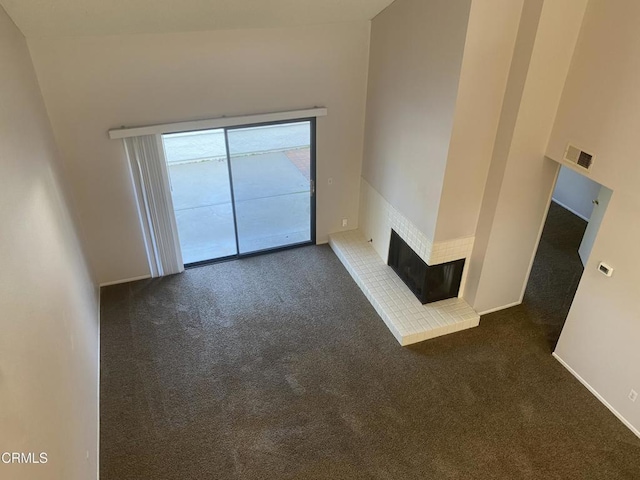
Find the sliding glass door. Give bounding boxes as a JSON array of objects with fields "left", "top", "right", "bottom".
[
  {"left": 227, "top": 121, "right": 313, "bottom": 254},
  {"left": 163, "top": 129, "right": 237, "bottom": 264},
  {"left": 162, "top": 119, "right": 315, "bottom": 265}
]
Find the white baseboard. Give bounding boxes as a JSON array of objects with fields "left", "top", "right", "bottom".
[
  {"left": 99, "top": 274, "right": 151, "bottom": 287},
  {"left": 552, "top": 353, "right": 640, "bottom": 439},
  {"left": 477, "top": 300, "right": 522, "bottom": 316},
  {"left": 96, "top": 286, "right": 101, "bottom": 479},
  {"left": 551, "top": 198, "right": 590, "bottom": 222}
]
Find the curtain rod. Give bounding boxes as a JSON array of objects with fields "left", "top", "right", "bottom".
[{"left": 108, "top": 107, "right": 327, "bottom": 140}]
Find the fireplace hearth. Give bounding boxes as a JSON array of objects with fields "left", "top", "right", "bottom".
[
  {"left": 388, "top": 230, "right": 464, "bottom": 304},
  {"left": 329, "top": 229, "right": 480, "bottom": 345}
]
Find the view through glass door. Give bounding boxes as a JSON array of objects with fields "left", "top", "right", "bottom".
[
  {"left": 163, "top": 128, "right": 237, "bottom": 263},
  {"left": 227, "top": 121, "right": 313, "bottom": 254},
  {"left": 162, "top": 119, "right": 315, "bottom": 265}
]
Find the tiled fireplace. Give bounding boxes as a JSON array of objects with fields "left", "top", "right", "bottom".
[{"left": 328, "top": 179, "right": 479, "bottom": 346}]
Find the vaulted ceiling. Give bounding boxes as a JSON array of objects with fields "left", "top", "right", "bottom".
[{"left": 0, "top": 0, "right": 395, "bottom": 38}]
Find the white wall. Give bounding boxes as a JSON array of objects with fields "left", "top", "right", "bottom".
[
  {"left": 552, "top": 166, "right": 600, "bottom": 220},
  {"left": 361, "top": 0, "right": 525, "bottom": 248},
  {"left": 27, "top": 23, "right": 371, "bottom": 285},
  {"left": 466, "top": 0, "right": 588, "bottom": 313},
  {"left": 361, "top": 0, "right": 472, "bottom": 242},
  {"left": 0, "top": 7, "right": 99, "bottom": 479},
  {"left": 547, "top": 0, "right": 640, "bottom": 434},
  {"left": 435, "top": 0, "right": 524, "bottom": 242}
]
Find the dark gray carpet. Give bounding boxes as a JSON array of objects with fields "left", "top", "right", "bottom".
[
  {"left": 522, "top": 201, "right": 589, "bottom": 349},
  {"left": 101, "top": 212, "right": 640, "bottom": 479}
]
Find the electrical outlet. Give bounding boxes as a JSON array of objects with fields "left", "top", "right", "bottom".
[
  {"left": 342, "top": 218, "right": 348, "bottom": 227},
  {"left": 629, "top": 389, "right": 638, "bottom": 402}
]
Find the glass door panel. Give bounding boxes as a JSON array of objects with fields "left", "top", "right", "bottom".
[
  {"left": 226, "top": 121, "right": 313, "bottom": 254},
  {"left": 163, "top": 129, "right": 237, "bottom": 264}
]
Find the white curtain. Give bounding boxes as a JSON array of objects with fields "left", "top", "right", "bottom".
[{"left": 124, "top": 135, "right": 184, "bottom": 277}]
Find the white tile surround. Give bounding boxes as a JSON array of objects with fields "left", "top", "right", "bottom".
[
  {"left": 358, "top": 178, "right": 475, "bottom": 297},
  {"left": 359, "top": 178, "right": 475, "bottom": 266},
  {"left": 329, "top": 230, "right": 480, "bottom": 346}
]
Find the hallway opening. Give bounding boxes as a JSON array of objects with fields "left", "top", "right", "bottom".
[{"left": 524, "top": 166, "right": 612, "bottom": 349}]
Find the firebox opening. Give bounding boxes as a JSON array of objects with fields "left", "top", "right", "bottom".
[{"left": 388, "top": 230, "right": 465, "bottom": 304}]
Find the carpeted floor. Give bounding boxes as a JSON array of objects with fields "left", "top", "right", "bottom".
[
  {"left": 522, "top": 201, "right": 589, "bottom": 350},
  {"left": 100, "top": 203, "right": 640, "bottom": 479}
]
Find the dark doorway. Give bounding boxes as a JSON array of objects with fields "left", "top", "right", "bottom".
[{"left": 523, "top": 202, "right": 586, "bottom": 349}]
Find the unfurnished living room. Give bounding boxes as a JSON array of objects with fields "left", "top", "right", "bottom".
[{"left": 1, "top": 0, "right": 639, "bottom": 479}]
